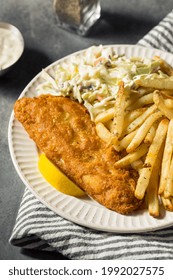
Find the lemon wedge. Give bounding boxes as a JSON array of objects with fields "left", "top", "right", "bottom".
[{"left": 38, "top": 154, "right": 85, "bottom": 197}]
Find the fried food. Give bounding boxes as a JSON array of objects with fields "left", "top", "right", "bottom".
[
  {"left": 135, "top": 119, "right": 169, "bottom": 200},
  {"left": 14, "top": 94, "right": 142, "bottom": 215}
]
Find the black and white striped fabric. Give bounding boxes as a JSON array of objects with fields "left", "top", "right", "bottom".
[
  {"left": 138, "top": 10, "right": 173, "bottom": 51},
  {"left": 10, "top": 10, "right": 173, "bottom": 260}
]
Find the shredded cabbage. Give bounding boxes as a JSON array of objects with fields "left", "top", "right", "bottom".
[{"left": 37, "top": 45, "right": 161, "bottom": 120}]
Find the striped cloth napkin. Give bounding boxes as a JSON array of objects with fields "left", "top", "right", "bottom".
[{"left": 10, "top": 10, "right": 173, "bottom": 260}]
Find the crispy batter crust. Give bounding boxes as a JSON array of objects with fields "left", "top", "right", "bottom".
[{"left": 14, "top": 95, "right": 142, "bottom": 214}]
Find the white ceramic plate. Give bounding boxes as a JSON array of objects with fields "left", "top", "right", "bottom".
[{"left": 8, "top": 45, "right": 173, "bottom": 233}]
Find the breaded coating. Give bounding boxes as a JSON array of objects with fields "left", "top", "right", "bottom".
[{"left": 14, "top": 95, "right": 142, "bottom": 214}]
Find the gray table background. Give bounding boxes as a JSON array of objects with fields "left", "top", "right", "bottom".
[{"left": 0, "top": 0, "right": 173, "bottom": 260}]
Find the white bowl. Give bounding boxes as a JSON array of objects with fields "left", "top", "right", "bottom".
[{"left": 0, "top": 22, "right": 24, "bottom": 76}]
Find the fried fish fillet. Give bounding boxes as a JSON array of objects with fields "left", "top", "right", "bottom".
[{"left": 14, "top": 94, "right": 142, "bottom": 214}]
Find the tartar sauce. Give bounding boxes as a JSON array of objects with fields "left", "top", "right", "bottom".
[{"left": 0, "top": 27, "right": 23, "bottom": 70}]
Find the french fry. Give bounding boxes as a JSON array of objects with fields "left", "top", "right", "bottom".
[
  {"left": 164, "top": 155, "right": 173, "bottom": 198},
  {"left": 118, "top": 129, "right": 138, "bottom": 150},
  {"left": 122, "top": 108, "right": 146, "bottom": 132},
  {"left": 137, "top": 87, "right": 155, "bottom": 96},
  {"left": 94, "top": 107, "right": 114, "bottom": 124},
  {"left": 104, "top": 119, "right": 114, "bottom": 131},
  {"left": 111, "top": 82, "right": 127, "bottom": 143},
  {"left": 159, "top": 118, "right": 173, "bottom": 195},
  {"left": 161, "top": 89, "right": 173, "bottom": 96},
  {"left": 127, "top": 92, "right": 154, "bottom": 110},
  {"left": 144, "top": 121, "right": 159, "bottom": 144},
  {"left": 114, "top": 143, "right": 148, "bottom": 168},
  {"left": 113, "top": 130, "right": 138, "bottom": 152},
  {"left": 96, "top": 122, "right": 112, "bottom": 143},
  {"left": 135, "top": 75, "right": 173, "bottom": 89},
  {"left": 164, "top": 99, "right": 173, "bottom": 108},
  {"left": 147, "top": 143, "right": 164, "bottom": 217},
  {"left": 153, "top": 90, "right": 173, "bottom": 119},
  {"left": 161, "top": 196, "right": 173, "bottom": 211},
  {"left": 126, "top": 111, "right": 163, "bottom": 153},
  {"left": 125, "top": 86, "right": 153, "bottom": 107},
  {"left": 125, "top": 91, "right": 140, "bottom": 108},
  {"left": 147, "top": 171, "right": 160, "bottom": 217},
  {"left": 125, "top": 104, "right": 157, "bottom": 134},
  {"left": 153, "top": 56, "right": 173, "bottom": 76},
  {"left": 131, "top": 159, "right": 143, "bottom": 174},
  {"left": 135, "top": 119, "right": 169, "bottom": 200},
  {"left": 157, "top": 91, "right": 173, "bottom": 109}
]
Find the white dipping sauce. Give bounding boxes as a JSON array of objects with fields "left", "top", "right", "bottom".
[{"left": 0, "top": 27, "right": 23, "bottom": 70}]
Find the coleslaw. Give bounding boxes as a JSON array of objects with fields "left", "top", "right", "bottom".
[{"left": 37, "top": 45, "right": 161, "bottom": 120}]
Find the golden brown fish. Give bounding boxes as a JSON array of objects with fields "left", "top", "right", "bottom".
[{"left": 14, "top": 94, "right": 142, "bottom": 214}]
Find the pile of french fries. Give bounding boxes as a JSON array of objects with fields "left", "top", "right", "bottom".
[{"left": 95, "top": 56, "right": 173, "bottom": 217}]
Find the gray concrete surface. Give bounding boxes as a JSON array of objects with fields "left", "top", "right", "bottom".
[{"left": 0, "top": 0, "right": 173, "bottom": 260}]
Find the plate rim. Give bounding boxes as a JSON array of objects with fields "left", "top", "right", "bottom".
[{"left": 8, "top": 44, "right": 173, "bottom": 233}]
